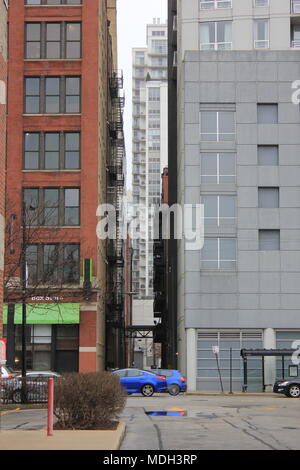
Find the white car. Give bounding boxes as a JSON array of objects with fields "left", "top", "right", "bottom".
[{"left": 0, "top": 365, "right": 16, "bottom": 378}]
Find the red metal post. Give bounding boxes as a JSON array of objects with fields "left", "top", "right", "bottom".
[{"left": 47, "top": 378, "right": 54, "bottom": 437}]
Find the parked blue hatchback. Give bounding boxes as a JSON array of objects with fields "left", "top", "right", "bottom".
[
  {"left": 112, "top": 368, "right": 168, "bottom": 397},
  {"left": 151, "top": 369, "right": 187, "bottom": 396}
]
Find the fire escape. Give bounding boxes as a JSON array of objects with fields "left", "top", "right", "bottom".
[{"left": 106, "top": 70, "right": 126, "bottom": 368}]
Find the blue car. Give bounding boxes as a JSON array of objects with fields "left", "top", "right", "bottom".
[
  {"left": 151, "top": 369, "right": 187, "bottom": 396},
  {"left": 113, "top": 368, "right": 168, "bottom": 397}
]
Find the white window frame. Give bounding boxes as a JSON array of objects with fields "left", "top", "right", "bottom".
[
  {"left": 200, "top": 110, "right": 236, "bottom": 142},
  {"left": 202, "top": 195, "right": 236, "bottom": 227},
  {"left": 254, "top": 19, "right": 270, "bottom": 49},
  {"left": 254, "top": 0, "right": 269, "bottom": 7},
  {"left": 291, "top": 0, "right": 300, "bottom": 14},
  {"left": 200, "top": 21, "right": 232, "bottom": 51},
  {"left": 200, "top": 0, "right": 232, "bottom": 10},
  {"left": 201, "top": 153, "right": 236, "bottom": 184},
  {"left": 201, "top": 238, "right": 237, "bottom": 270}
]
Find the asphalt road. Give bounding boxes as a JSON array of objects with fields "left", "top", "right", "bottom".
[
  {"left": 120, "top": 393, "right": 300, "bottom": 450},
  {"left": 1, "top": 394, "right": 300, "bottom": 450}
]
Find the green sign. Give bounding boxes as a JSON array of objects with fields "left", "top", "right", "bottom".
[{"left": 3, "top": 303, "right": 80, "bottom": 325}]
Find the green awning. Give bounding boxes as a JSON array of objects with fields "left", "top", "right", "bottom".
[{"left": 3, "top": 303, "right": 80, "bottom": 325}]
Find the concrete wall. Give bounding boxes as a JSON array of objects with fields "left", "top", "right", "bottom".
[
  {"left": 178, "top": 51, "right": 300, "bottom": 377},
  {"left": 179, "top": 0, "right": 293, "bottom": 59}
]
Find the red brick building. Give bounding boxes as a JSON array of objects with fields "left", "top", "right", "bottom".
[
  {"left": 0, "top": 0, "right": 8, "bottom": 341},
  {"left": 3, "top": 0, "right": 122, "bottom": 373}
]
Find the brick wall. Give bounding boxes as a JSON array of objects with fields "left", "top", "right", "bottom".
[{"left": 0, "top": 0, "right": 7, "bottom": 340}]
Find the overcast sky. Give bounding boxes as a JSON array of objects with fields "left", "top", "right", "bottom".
[{"left": 117, "top": 0, "right": 168, "bottom": 189}]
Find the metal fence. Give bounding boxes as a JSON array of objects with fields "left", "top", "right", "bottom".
[{"left": 1, "top": 378, "right": 48, "bottom": 404}]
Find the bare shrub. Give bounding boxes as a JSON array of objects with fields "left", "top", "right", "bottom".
[{"left": 53, "top": 372, "right": 126, "bottom": 430}]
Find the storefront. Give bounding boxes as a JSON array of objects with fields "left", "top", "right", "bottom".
[{"left": 3, "top": 303, "right": 80, "bottom": 373}]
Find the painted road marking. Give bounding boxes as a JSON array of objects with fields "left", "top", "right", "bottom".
[{"left": 0, "top": 408, "right": 21, "bottom": 416}]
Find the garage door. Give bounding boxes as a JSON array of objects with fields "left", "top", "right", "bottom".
[{"left": 197, "top": 330, "right": 263, "bottom": 392}]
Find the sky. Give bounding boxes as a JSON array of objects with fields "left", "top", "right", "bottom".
[{"left": 117, "top": 0, "right": 168, "bottom": 189}]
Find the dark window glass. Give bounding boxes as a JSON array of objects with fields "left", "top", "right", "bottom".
[
  {"left": 64, "top": 244, "right": 80, "bottom": 284},
  {"left": 45, "top": 77, "right": 60, "bottom": 113},
  {"left": 25, "top": 133, "right": 40, "bottom": 169},
  {"left": 24, "top": 189, "right": 39, "bottom": 226},
  {"left": 65, "top": 132, "right": 80, "bottom": 169},
  {"left": 26, "top": 245, "right": 38, "bottom": 285},
  {"left": 44, "top": 188, "right": 59, "bottom": 225},
  {"left": 45, "top": 133, "right": 60, "bottom": 169},
  {"left": 26, "top": 23, "right": 41, "bottom": 58},
  {"left": 43, "top": 244, "right": 58, "bottom": 283},
  {"left": 64, "top": 188, "right": 80, "bottom": 225},
  {"left": 46, "top": 23, "right": 61, "bottom": 59},
  {"left": 66, "top": 23, "right": 81, "bottom": 58},
  {"left": 25, "top": 78, "right": 40, "bottom": 114},
  {"left": 259, "top": 230, "right": 280, "bottom": 251},
  {"left": 65, "top": 77, "right": 80, "bottom": 113}
]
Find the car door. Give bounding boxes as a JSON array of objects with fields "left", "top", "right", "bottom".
[
  {"left": 125, "top": 369, "right": 145, "bottom": 392},
  {"left": 113, "top": 370, "right": 127, "bottom": 391}
]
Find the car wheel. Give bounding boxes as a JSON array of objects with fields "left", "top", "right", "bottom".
[
  {"left": 12, "top": 390, "right": 22, "bottom": 404},
  {"left": 287, "top": 384, "right": 300, "bottom": 398},
  {"left": 141, "top": 384, "right": 154, "bottom": 397},
  {"left": 168, "top": 384, "right": 180, "bottom": 396}
]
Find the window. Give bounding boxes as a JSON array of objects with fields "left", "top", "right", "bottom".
[
  {"left": 45, "top": 77, "right": 60, "bottom": 113},
  {"left": 64, "top": 188, "right": 80, "bottom": 225},
  {"left": 201, "top": 153, "right": 235, "bottom": 184},
  {"left": 257, "top": 104, "right": 278, "bottom": 124},
  {"left": 201, "top": 238, "right": 236, "bottom": 269},
  {"left": 24, "top": 132, "right": 80, "bottom": 170},
  {"left": 292, "top": 0, "right": 300, "bottom": 14},
  {"left": 26, "top": 0, "right": 81, "bottom": 5},
  {"left": 259, "top": 230, "right": 280, "bottom": 251},
  {"left": 25, "top": 76, "right": 81, "bottom": 114},
  {"left": 152, "top": 31, "right": 165, "bottom": 36},
  {"left": 151, "top": 39, "right": 167, "bottom": 54},
  {"left": 200, "top": 110, "right": 235, "bottom": 142},
  {"left": 63, "top": 244, "right": 80, "bottom": 284},
  {"left": 26, "top": 244, "right": 80, "bottom": 285},
  {"left": 254, "top": 19, "right": 269, "bottom": 49},
  {"left": 200, "top": 1, "right": 232, "bottom": 10},
  {"left": 200, "top": 21, "right": 232, "bottom": 50},
  {"left": 65, "top": 77, "right": 81, "bottom": 113},
  {"left": 127, "top": 369, "right": 143, "bottom": 377},
  {"left": 258, "top": 146, "right": 279, "bottom": 166},
  {"left": 25, "top": 22, "right": 81, "bottom": 59},
  {"left": 25, "top": 77, "right": 40, "bottom": 114},
  {"left": 258, "top": 187, "right": 279, "bottom": 208},
  {"left": 202, "top": 195, "right": 236, "bottom": 226},
  {"left": 23, "top": 187, "right": 80, "bottom": 226},
  {"left": 291, "top": 25, "right": 300, "bottom": 48},
  {"left": 25, "top": 23, "right": 41, "bottom": 59},
  {"left": 255, "top": 0, "right": 269, "bottom": 6}
]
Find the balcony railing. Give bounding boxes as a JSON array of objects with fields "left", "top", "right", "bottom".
[
  {"left": 200, "top": 0, "right": 232, "bottom": 10},
  {"left": 291, "top": 39, "right": 300, "bottom": 48},
  {"left": 254, "top": 40, "right": 269, "bottom": 49},
  {"left": 200, "top": 42, "right": 232, "bottom": 51},
  {"left": 291, "top": 0, "right": 300, "bottom": 14},
  {"left": 255, "top": 0, "right": 269, "bottom": 6}
]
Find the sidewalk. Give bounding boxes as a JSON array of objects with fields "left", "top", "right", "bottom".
[{"left": 0, "top": 422, "right": 126, "bottom": 450}]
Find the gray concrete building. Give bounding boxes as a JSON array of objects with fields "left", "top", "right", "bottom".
[{"left": 171, "top": 0, "right": 300, "bottom": 391}]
